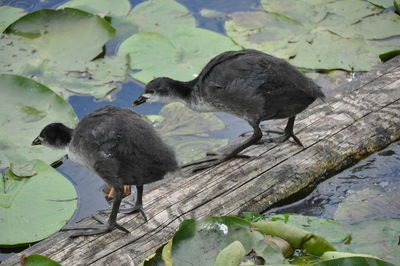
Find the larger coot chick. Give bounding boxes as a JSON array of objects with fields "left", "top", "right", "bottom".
[
  {"left": 134, "top": 49, "right": 325, "bottom": 171},
  {"left": 32, "top": 105, "right": 178, "bottom": 237}
]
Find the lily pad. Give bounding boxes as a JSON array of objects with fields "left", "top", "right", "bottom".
[
  {"left": 0, "top": 74, "right": 78, "bottom": 170},
  {"left": 368, "top": 0, "right": 394, "bottom": 8},
  {"left": 118, "top": 0, "right": 241, "bottom": 83},
  {"left": 126, "top": 0, "right": 196, "bottom": 35},
  {"left": 0, "top": 8, "right": 122, "bottom": 99},
  {"left": 169, "top": 216, "right": 264, "bottom": 265},
  {"left": 225, "top": 0, "right": 400, "bottom": 71},
  {"left": 21, "top": 254, "right": 61, "bottom": 266},
  {"left": 119, "top": 26, "right": 241, "bottom": 83},
  {"left": 342, "top": 218, "right": 400, "bottom": 265},
  {"left": 0, "top": 160, "right": 77, "bottom": 246},
  {"left": 313, "top": 256, "right": 396, "bottom": 266},
  {"left": 149, "top": 102, "right": 228, "bottom": 164},
  {"left": 214, "top": 240, "right": 246, "bottom": 266},
  {"left": 268, "top": 214, "right": 352, "bottom": 245},
  {"left": 0, "top": 6, "right": 26, "bottom": 33},
  {"left": 58, "top": 0, "right": 131, "bottom": 17}
]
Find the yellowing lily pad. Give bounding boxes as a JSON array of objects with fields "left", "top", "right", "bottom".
[{"left": 0, "top": 160, "right": 77, "bottom": 246}]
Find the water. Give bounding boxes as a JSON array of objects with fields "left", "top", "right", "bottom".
[
  {"left": 264, "top": 141, "right": 400, "bottom": 224},
  {"left": 1, "top": 0, "right": 398, "bottom": 262}
]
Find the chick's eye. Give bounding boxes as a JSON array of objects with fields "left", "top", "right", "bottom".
[{"left": 147, "top": 90, "right": 155, "bottom": 94}]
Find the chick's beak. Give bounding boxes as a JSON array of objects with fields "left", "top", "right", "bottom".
[
  {"left": 32, "top": 137, "right": 41, "bottom": 146},
  {"left": 132, "top": 95, "right": 147, "bottom": 107}
]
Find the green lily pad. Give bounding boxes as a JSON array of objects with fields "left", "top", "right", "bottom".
[
  {"left": 21, "top": 254, "right": 61, "bottom": 266},
  {"left": 0, "top": 74, "right": 78, "bottom": 169},
  {"left": 59, "top": 0, "right": 131, "bottom": 17},
  {"left": 0, "top": 160, "right": 77, "bottom": 246},
  {"left": 0, "top": 6, "right": 26, "bottom": 33},
  {"left": 119, "top": 26, "right": 241, "bottom": 83},
  {"left": 214, "top": 240, "right": 246, "bottom": 266},
  {"left": 170, "top": 216, "right": 264, "bottom": 265},
  {"left": 368, "top": 0, "right": 394, "bottom": 8},
  {"left": 126, "top": 0, "right": 196, "bottom": 36},
  {"left": 118, "top": 0, "right": 241, "bottom": 83},
  {"left": 149, "top": 102, "right": 228, "bottom": 164},
  {"left": 341, "top": 219, "right": 400, "bottom": 265},
  {"left": 225, "top": 0, "right": 400, "bottom": 71},
  {"left": 0, "top": 8, "right": 121, "bottom": 99},
  {"left": 268, "top": 214, "right": 352, "bottom": 245},
  {"left": 314, "top": 256, "right": 396, "bottom": 266}
]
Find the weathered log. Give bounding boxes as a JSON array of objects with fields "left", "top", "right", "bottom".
[{"left": 3, "top": 56, "right": 400, "bottom": 266}]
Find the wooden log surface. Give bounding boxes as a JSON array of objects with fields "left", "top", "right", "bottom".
[{"left": 3, "top": 56, "right": 400, "bottom": 265}]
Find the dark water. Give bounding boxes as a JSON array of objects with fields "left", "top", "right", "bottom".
[
  {"left": 264, "top": 141, "right": 400, "bottom": 223},
  {"left": 1, "top": 0, "right": 399, "bottom": 262}
]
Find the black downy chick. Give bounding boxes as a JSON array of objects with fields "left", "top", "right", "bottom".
[
  {"left": 32, "top": 105, "right": 178, "bottom": 237},
  {"left": 133, "top": 49, "right": 325, "bottom": 172}
]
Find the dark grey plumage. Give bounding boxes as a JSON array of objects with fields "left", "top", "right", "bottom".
[
  {"left": 134, "top": 49, "right": 325, "bottom": 171},
  {"left": 33, "top": 105, "right": 178, "bottom": 237}
]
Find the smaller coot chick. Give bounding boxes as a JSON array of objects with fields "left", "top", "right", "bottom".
[
  {"left": 133, "top": 49, "right": 325, "bottom": 171},
  {"left": 32, "top": 105, "right": 178, "bottom": 237}
]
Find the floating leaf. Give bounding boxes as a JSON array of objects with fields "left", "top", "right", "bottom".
[
  {"left": 0, "top": 8, "right": 121, "bottom": 99},
  {"left": 0, "top": 74, "right": 78, "bottom": 169},
  {"left": 252, "top": 221, "right": 336, "bottom": 256},
  {"left": 379, "top": 49, "right": 400, "bottom": 62},
  {"left": 126, "top": 0, "right": 196, "bottom": 35},
  {"left": 368, "top": 0, "right": 394, "bottom": 8},
  {"left": 268, "top": 214, "right": 352, "bottom": 245},
  {"left": 313, "top": 256, "right": 396, "bottom": 266},
  {"left": 0, "top": 160, "right": 77, "bottom": 246},
  {"left": 170, "top": 217, "right": 264, "bottom": 265},
  {"left": 342, "top": 219, "right": 400, "bottom": 265},
  {"left": 214, "top": 240, "right": 246, "bottom": 266},
  {"left": 118, "top": 0, "right": 240, "bottom": 83},
  {"left": 150, "top": 103, "right": 228, "bottom": 164},
  {"left": 21, "top": 254, "right": 61, "bottom": 266},
  {"left": 119, "top": 27, "right": 241, "bottom": 83},
  {"left": 58, "top": 0, "right": 131, "bottom": 17},
  {"left": 0, "top": 6, "right": 26, "bottom": 33},
  {"left": 225, "top": 0, "right": 400, "bottom": 71}
]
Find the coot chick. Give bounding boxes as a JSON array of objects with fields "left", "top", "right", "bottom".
[
  {"left": 133, "top": 49, "right": 325, "bottom": 171},
  {"left": 32, "top": 105, "right": 178, "bottom": 237}
]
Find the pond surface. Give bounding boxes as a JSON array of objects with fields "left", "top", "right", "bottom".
[
  {"left": 264, "top": 141, "right": 400, "bottom": 224},
  {"left": 1, "top": 0, "right": 399, "bottom": 262}
]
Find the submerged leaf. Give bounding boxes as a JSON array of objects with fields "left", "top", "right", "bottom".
[
  {"left": 0, "top": 160, "right": 77, "bottom": 246},
  {"left": 150, "top": 103, "right": 228, "bottom": 164},
  {"left": 334, "top": 188, "right": 400, "bottom": 224}
]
